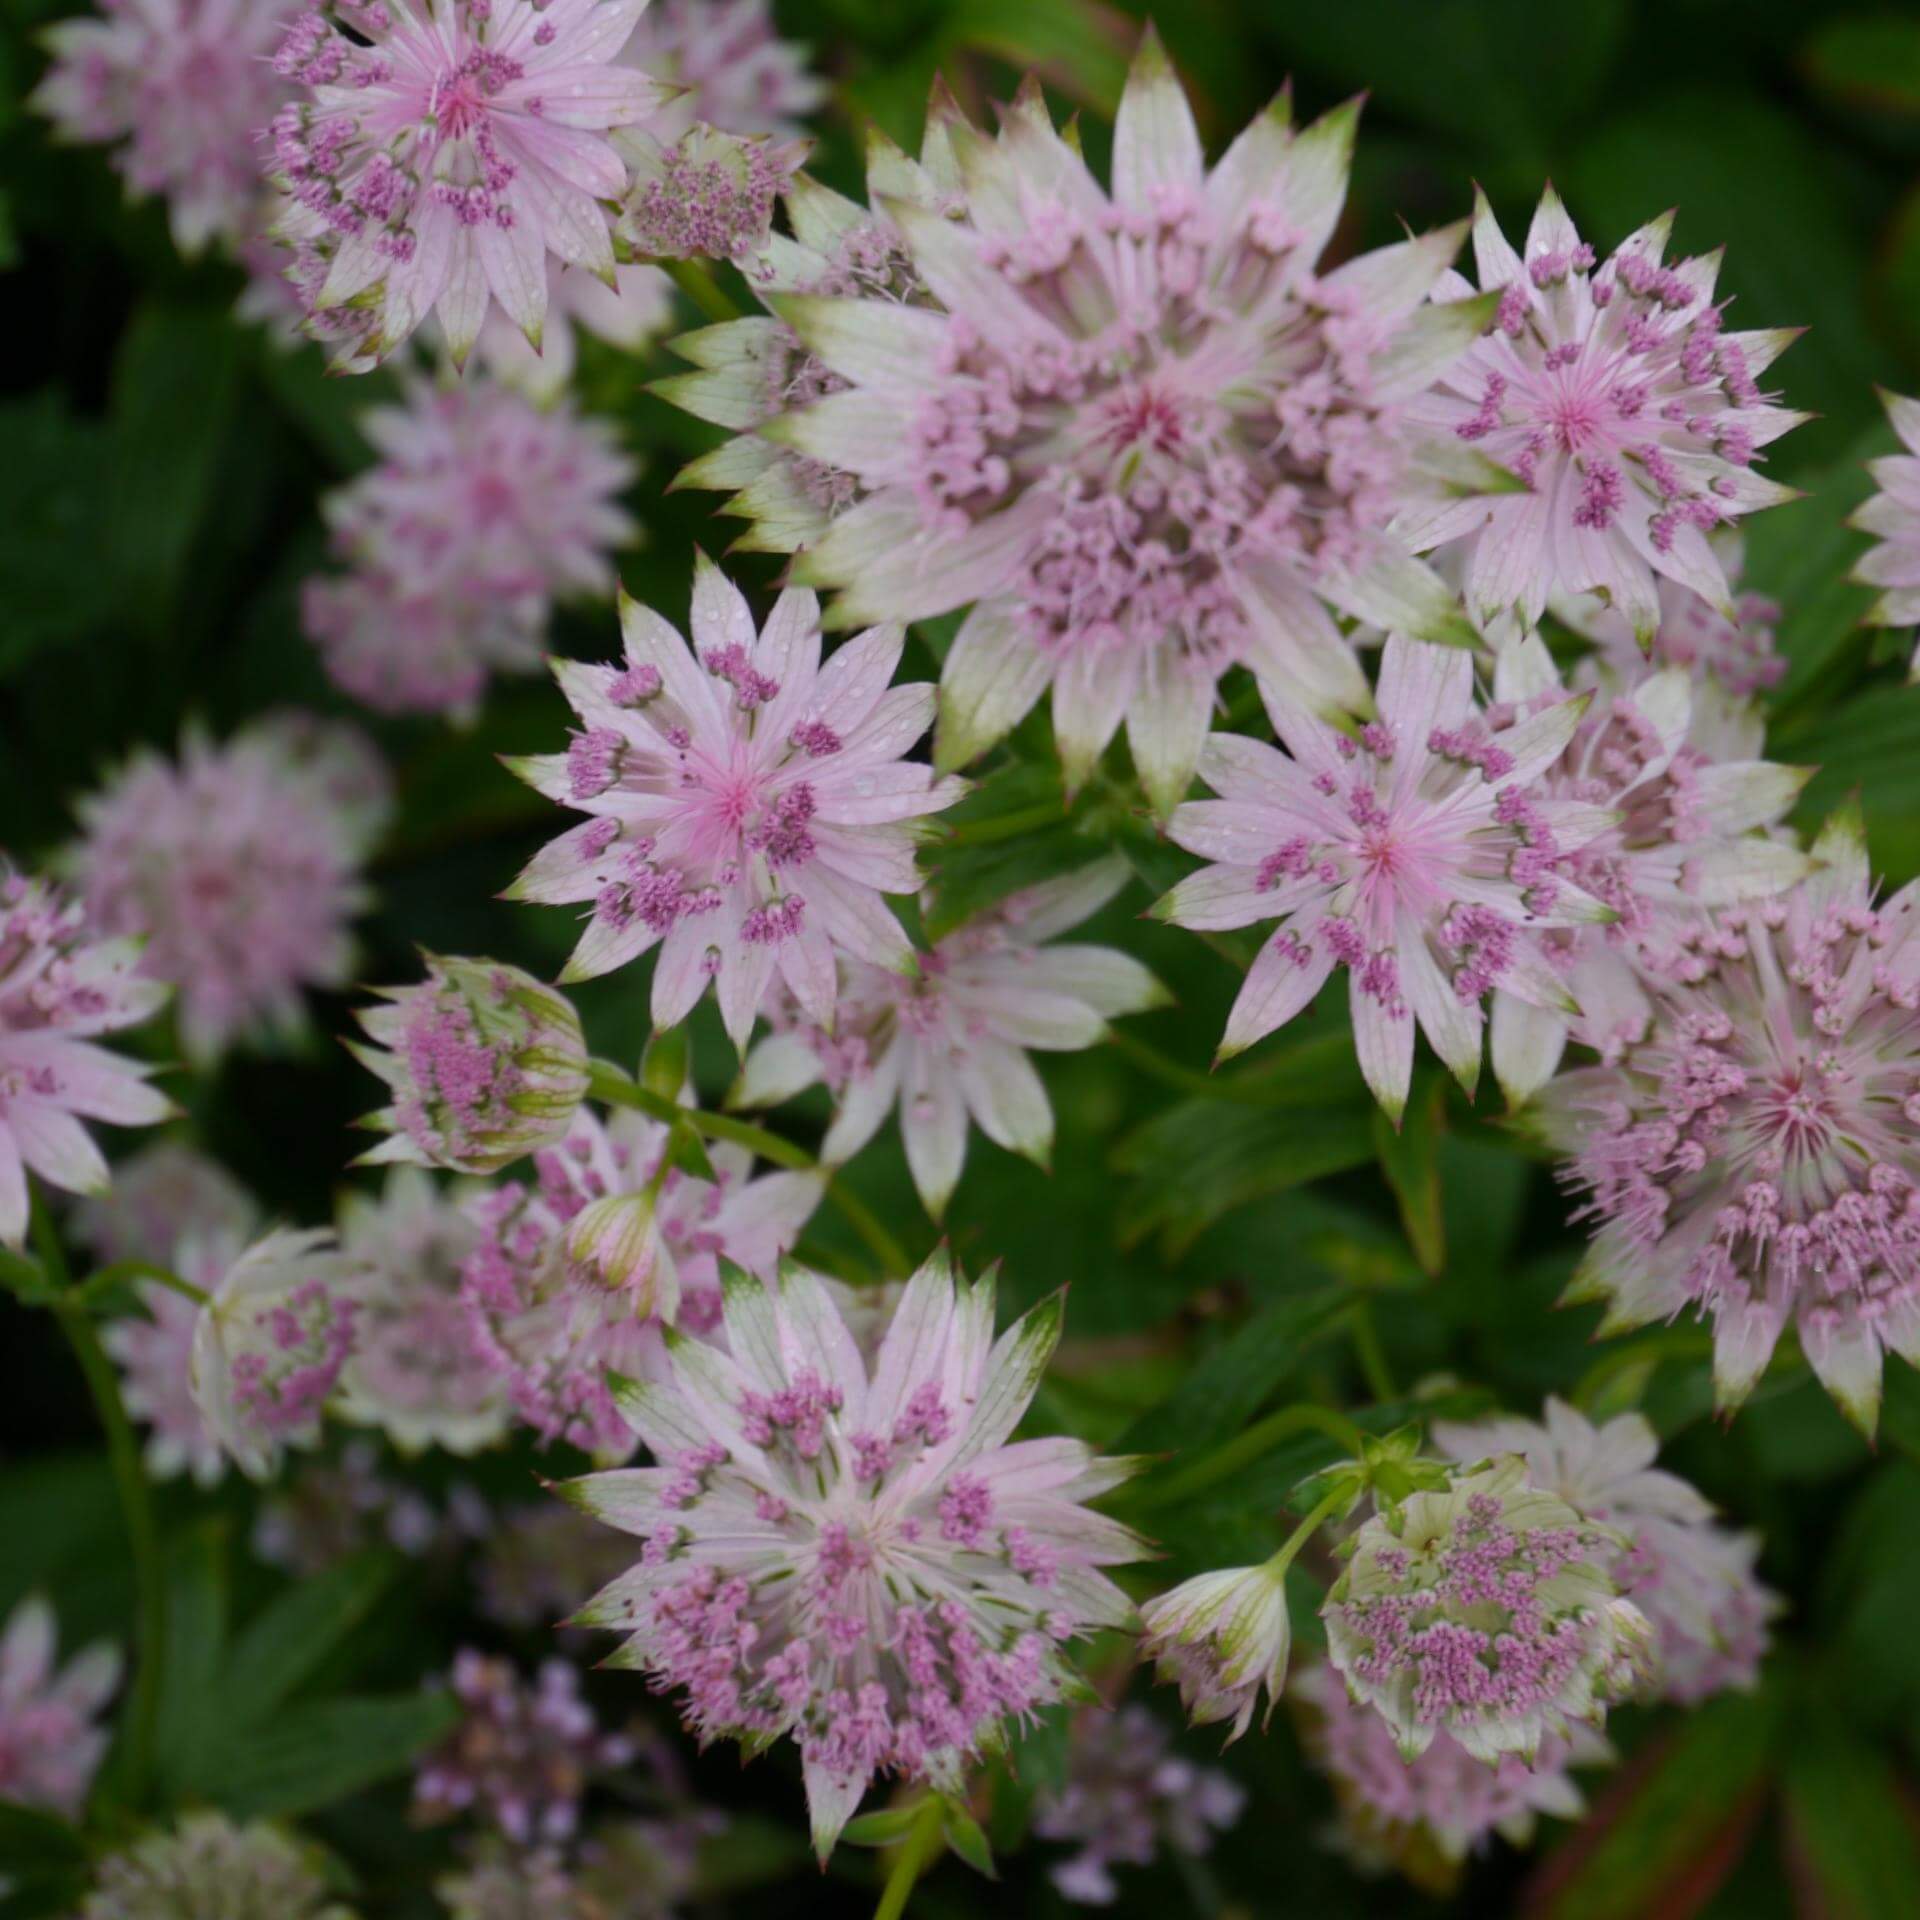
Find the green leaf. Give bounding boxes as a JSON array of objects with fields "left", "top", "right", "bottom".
[
  {"left": 153, "top": 1521, "right": 230, "bottom": 1797},
  {"left": 689, "top": 1814, "right": 808, "bottom": 1895},
  {"left": 193, "top": 1693, "right": 461, "bottom": 1821},
  {"left": 0, "top": 396, "right": 115, "bottom": 677},
  {"left": 840, "top": 1806, "right": 929, "bottom": 1848},
  {"left": 1793, "top": 685, "right": 1920, "bottom": 887},
  {"left": 1783, "top": 1721, "right": 1920, "bottom": 1920},
  {"left": 254, "top": 339, "right": 390, "bottom": 473},
  {"left": 220, "top": 1553, "right": 397, "bottom": 1725},
  {"left": 0, "top": 1875, "right": 91, "bottom": 1920},
  {"left": 0, "top": 1803, "right": 87, "bottom": 1874},
  {"left": 1802, "top": 19, "right": 1920, "bottom": 120},
  {"left": 1372, "top": 1071, "right": 1446, "bottom": 1277},
  {"left": 939, "top": 0, "right": 1131, "bottom": 114},
  {"left": 939, "top": 1797, "right": 998, "bottom": 1880}
]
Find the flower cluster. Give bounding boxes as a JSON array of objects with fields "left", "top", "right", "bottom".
[
  {"left": 73, "top": 713, "right": 391, "bottom": 1062},
  {"left": 505, "top": 557, "right": 963, "bottom": 1048},
  {"left": 1032, "top": 1704, "right": 1246, "bottom": 1906},
  {"left": 735, "top": 858, "right": 1165, "bottom": 1217},
  {"left": 616, "top": 124, "right": 804, "bottom": 262},
  {"left": 1541, "top": 812, "right": 1920, "bottom": 1434},
  {"left": 79, "top": 1813, "right": 355, "bottom": 1920},
  {"left": 562, "top": 1250, "right": 1147, "bottom": 1853},
  {"left": 0, "top": 864, "right": 173, "bottom": 1247},
  {"left": 303, "top": 378, "right": 636, "bottom": 717},
  {"left": 32, "top": 0, "right": 299, "bottom": 255},
  {"left": 0, "top": 1595, "right": 120, "bottom": 1818},
  {"left": 1404, "top": 187, "right": 1803, "bottom": 638},
  {"left": 460, "top": 1104, "right": 821, "bottom": 1457}
]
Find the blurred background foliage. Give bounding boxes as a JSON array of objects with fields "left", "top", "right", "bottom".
[{"left": 8, "top": 1, "right": 1920, "bottom": 1916}]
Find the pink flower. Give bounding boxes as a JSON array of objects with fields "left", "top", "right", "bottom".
[
  {"left": 414, "top": 1650, "right": 633, "bottom": 1846},
  {"left": 1540, "top": 811, "right": 1920, "bottom": 1437},
  {"left": 1154, "top": 638, "right": 1614, "bottom": 1119},
  {"left": 1033, "top": 1703, "right": 1245, "bottom": 1906},
  {"left": 1292, "top": 1661, "right": 1608, "bottom": 1888},
  {"left": 268, "top": 0, "right": 664, "bottom": 369},
  {"left": 615, "top": 123, "right": 805, "bottom": 262},
  {"left": 0, "top": 1595, "right": 120, "bottom": 1818},
  {"left": 1139, "top": 1563, "right": 1292, "bottom": 1743},
  {"left": 1481, "top": 631, "right": 1811, "bottom": 1104},
  {"left": 561, "top": 1251, "right": 1148, "bottom": 1856},
  {"left": 1852, "top": 389, "right": 1920, "bottom": 658},
  {"left": 31, "top": 0, "right": 299, "bottom": 255},
  {"left": 465, "top": 260, "right": 676, "bottom": 399},
  {"left": 461, "top": 1105, "right": 822, "bottom": 1458},
  {"left": 618, "top": 0, "right": 826, "bottom": 139},
  {"left": 504, "top": 555, "right": 965, "bottom": 1049},
  {"left": 103, "top": 1266, "right": 234, "bottom": 1489},
  {"left": 1403, "top": 188, "right": 1804, "bottom": 640},
  {"left": 1435, "top": 1399, "right": 1780, "bottom": 1707},
  {"left": 761, "top": 36, "right": 1495, "bottom": 815},
  {"left": 0, "top": 866, "right": 173, "bottom": 1248},
  {"left": 735, "top": 858, "right": 1165, "bottom": 1218},
  {"left": 304, "top": 377, "right": 636, "bottom": 718},
  {"left": 72, "top": 715, "right": 390, "bottom": 1064},
  {"left": 334, "top": 1168, "right": 510, "bottom": 1455},
  {"left": 71, "top": 1139, "right": 261, "bottom": 1267}
]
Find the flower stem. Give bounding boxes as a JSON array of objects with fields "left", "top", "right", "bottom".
[
  {"left": 73, "top": 1259, "right": 209, "bottom": 1311},
  {"left": 1126, "top": 1400, "right": 1371, "bottom": 1513},
  {"left": 34, "top": 1197, "right": 164, "bottom": 1807},
  {"left": 873, "top": 1794, "right": 946, "bottom": 1920},
  {"left": 663, "top": 258, "right": 743, "bottom": 324},
  {"left": 586, "top": 1060, "right": 914, "bottom": 1277},
  {"left": 1262, "top": 1482, "right": 1350, "bottom": 1577}
]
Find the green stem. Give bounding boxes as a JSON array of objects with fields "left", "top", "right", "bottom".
[
  {"left": 1126, "top": 1400, "right": 1371, "bottom": 1514},
  {"left": 586, "top": 1060, "right": 913, "bottom": 1277},
  {"left": 1261, "top": 1481, "right": 1350, "bottom": 1577},
  {"left": 663, "top": 257, "right": 743, "bottom": 324},
  {"left": 873, "top": 1795, "right": 946, "bottom": 1920},
  {"left": 941, "top": 803, "right": 1065, "bottom": 848},
  {"left": 1350, "top": 1300, "right": 1397, "bottom": 1403},
  {"left": 72, "top": 1259, "right": 208, "bottom": 1311},
  {"left": 34, "top": 1200, "right": 164, "bottom": 1806}
]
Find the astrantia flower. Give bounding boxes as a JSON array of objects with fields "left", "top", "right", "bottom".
[
  {"left": 762, "top": 36, "right": 1499, "bottom": 816},
  {"left": 467, "top": 260, "right": 675, "bottom": 400},
  {"left": 1291, "top": 1661, "right": 1609, "bottom": 1890},
  {"left": 618, "top": 0, "right": 826, "bottom": 139},
  {"left": 71, "top": 1139, "right": 261, "bottom": 1266},
  {"left": 1403, "top": 188, "right": 1804, "bottom": 640},
  {"left": 1033, "top": 1703, "right": 1245, "bottom": 1906},
  {"left": 1540, "top": 813, "right": 1920, "bottom": 1435},
  {"left": 504, "top": 557, "right": 965, "bottom": 1049},
  {"left": 32, "top": 0, "right": 298, "bottom": 255},
  {"left": 1851, "top": 389, "right": 1920, "bottom": 658},
  {"left": 1482, "top": 632, "right": 1810, "bottom": 1104},
  {"left": 1322, "top": 1455, "right": 1653, "bottom": 1764},
  {"left": 334, "top": 1169, "right": 509, "bottom": 1454},
  {"left": 561, "top": 1250, "right": 1148, "bottom": 1855},
  {"left": 462, "top": 1105, "right": 821, "bottom": 1457},
  {"left": 103, "top": 1259, "right": 237, "bottom": 1488},
  {"left": 1154, "top": 638, "right": 1613, "bottom": 1118},
  {"left": 615, "top": 123, "right": 805, "bottom": 262},
  {"left": 73, "top": 715, "right": 390, "bottom": 1063},
  {"left": 414, "top": 1650, "right": 633, "bottom": 1845},
  {"left": 734, "top": 858, "right": 1166, "bottom": 1218},
  {"left": 1434, "top": 1399, "right": 1779, "bottom": 1705},
  {"left": 304, "top": 378, "right": 636, "bottom": 717},
  {"left": 188, "top": 1228, "right": 367, "bottom": 1479},
  {"left": 0, "top": 1595, "right": 120, "bottom": 1817},
  {"left": 1138, "top": 1562, "right": 1292, "bottom": 1743},
  {"left": 268, "top": 0, "right": 664, "bottom": 370},
  {"left": 0, "top": 866, "right": 173, "bottom": 1247},
  {"left": 80, "top": 1813, "right": 355, "bottom": 1920},
  {"left": 352, "top": 955, "right": 591, "bottom": 1175}
]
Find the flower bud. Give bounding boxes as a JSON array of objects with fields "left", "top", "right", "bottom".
[
  {"left": 566, "top": 1188, "right": 681, "bottom": 1321},
  {"left": 1139, "top": 1563, "right": 1292, "bottom": 1743},
  {"left": 351, "top": 956, "right": 589, "bottom": 1175},
  {"left": 614, "top": 124, "right": 805, "bottom": 262}
]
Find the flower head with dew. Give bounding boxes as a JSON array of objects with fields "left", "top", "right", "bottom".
[
  {"left": 1538, "top": 812, "right": 1920, "bottom": 1435},
  {"left": 653, "top": 104, "right": 957, "bottom": 559},
  {"left": 734, "top": 857, "right": 1166, "bottom": 1218},
  {"left": 413, "top": 1650, "right": 633, "bottom": 1846},
  {"left": 72, "top": 715, "right": 390, "bottom": 1064},
  {"left": 0, "top": 1595, "right": 120, "bottom": 1818},
  {"left": 1291, "top": 1660, "right": 1610, "bottom": 1892},
  {"left": 267, "top": 0, "right": 666, "bottom": 371},
  {"left": 1321, "top": 1454, "right": 1654, "bottom": 1765},
  {"left": 558, "top": 1249, "right": 1149, "bottom": 1856},
  {"left": 1480, "top": 629, "right": 1811, "bottom": 1106},
  {"left": 1401, "top": 187, "right": 1804, "bottom": 642},
  {"left": 304, "top": 377, "right": 636, "bottom": 719},
  {"left": 1851, "top": 389, "right": 1920, "bottom": 673},
  {"left": 762, "top": 36, "right": 1502, "bottom": 817},
  {"left": 503, "top": 556, "right": 965, "bottom": 1050},
  {"left": 332, "top": 1168, "right": 509, "bottom": 1455},
  {"left": 0, "top": 864, "right": 174, "bottom": 1247},
  {"left": 462, "top": 1104, "right": 822, "bottom": 1458},
  {"left": 618, "top": 0, "right": 827, "bottom": 140},
  {"left": 188, "top": 1228, "right": 368, "bottom": 1480},
  {"left": 79, "top": 1813, "right": 355, "bottom": 1920},
  {"left": 1434, "top": 1398, "right": 1780, "bottom": 1705},
  {"left": 32, "top": 0, "right": 300, "bottom": 256},
  {"left": 1153, "top": 638, "right": 1615, "bottom": 1120},
  {"left": 1032, "top": 1702, "right": 1245, "bottom": 1907},
  {"left": 1139, "top": 1562, "right": 1293, "bottom": 1744},
  {"left": 351, "top": 955, "right": 591, "bottom": 1175}
]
